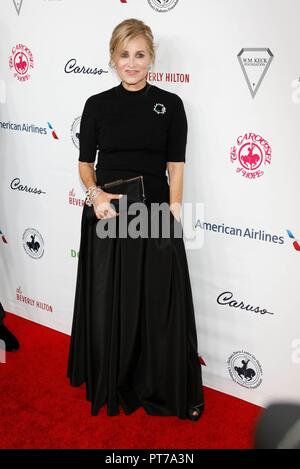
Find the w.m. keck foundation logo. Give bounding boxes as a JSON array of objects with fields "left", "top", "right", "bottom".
[{"left": 237, "top": 48, "right": 274, "bottom": 98}]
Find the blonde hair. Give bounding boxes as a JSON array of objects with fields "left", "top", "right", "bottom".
[{"left": 109, "top": 18, "right": 156, "bottom": 68}]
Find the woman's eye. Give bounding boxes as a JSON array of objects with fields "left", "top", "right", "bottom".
[{"left": 120, "top": 53, "right": 145, "bottom": 58}]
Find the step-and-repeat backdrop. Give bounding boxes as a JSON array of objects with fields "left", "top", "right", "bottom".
[{"left": 0, "top": 0, "right": 299, "bottom": 408}]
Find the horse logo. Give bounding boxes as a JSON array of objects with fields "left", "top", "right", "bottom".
[
  {"left": 228, "top": 351, "right": 263, "bottom": 389},
  {"left": 22, "top": 228, "right": 44, "bottom": 259},
  {"left": 234, "top": 359, "right": 256, "bottom": 381},
  {"left": 26, "top": 234, "right": 40, "bottom": 253},
  {"left": 239, "top": 143, "right": 262, "bottom": 170},
  {"left": 230, "top": 132, "right": 272, "bottom": 179},
  {"left": 9, "top": 44, "right": 34, "bottom": 82},
  {"left": 15, "top": 52, "right": 28, "bottom": 75}
]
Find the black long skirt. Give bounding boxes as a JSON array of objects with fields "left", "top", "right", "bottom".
[{"left": 67, "top": 176, "right": 204, "bottom": 419}]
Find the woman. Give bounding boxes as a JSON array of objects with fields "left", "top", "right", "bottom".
[{"left": 67, "top": 18, "right": 204, "bottom": 421}]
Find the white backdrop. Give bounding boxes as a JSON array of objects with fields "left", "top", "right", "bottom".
[{"left": 0, "top": 0, "right": 299, "bottom": 408}]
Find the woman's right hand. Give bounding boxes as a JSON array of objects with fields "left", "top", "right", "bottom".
[{"left": 93, "top": 191, "right": 123, "bottom": 220}]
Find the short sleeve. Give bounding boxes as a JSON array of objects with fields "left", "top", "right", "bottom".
[
  {"left": 166, "top": 95, "right": 188, "bottom": 162},
  {"left": 78, "top": 96, "right": 98, "bottom": 163}
]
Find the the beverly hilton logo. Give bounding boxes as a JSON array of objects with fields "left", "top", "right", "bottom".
[
  {"left": 16, "top": 286, "right": 53, "bottom": 312},
  {"left": 230, "top": 132, "right": 272, "bottom": 179},
  {"left": 69, "top": 188, "right": 85, "bottom": 207},
  {"left": 9, "top": 44, "right": 34, "bottom": 82},
  {"left": 237, "top": 48, "right": 274, "bottom": 98}
]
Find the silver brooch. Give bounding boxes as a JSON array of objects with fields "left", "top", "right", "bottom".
[{"left": 153, "top": 103, "right": 166, "bottom": 114}]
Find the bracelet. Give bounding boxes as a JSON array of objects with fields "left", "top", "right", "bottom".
[{"left": 85, "top": 185, "right": 103, "bottom": 206}]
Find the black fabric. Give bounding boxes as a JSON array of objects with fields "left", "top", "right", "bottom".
[
  {"left": 0, "top": 302, "right": 5, "bottom": 327},
  {"left": 67, "top": 200, "right": 204, "bottom": 418},
  {"left": 78, "top": 80, "right": 187, "bottom": 204},
  {"left": 78, "top": 80, "right": 187, "bottom": 167},
  {"left": 68, "top": 81, "right": 204, "bottom": 418},
  {"left": 0, "top": 323, "right": 19, "bottom": 351}
]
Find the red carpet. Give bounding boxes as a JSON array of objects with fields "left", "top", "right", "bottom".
[{"left": 0, "top": 313, "right": 262, "bottom": 449}]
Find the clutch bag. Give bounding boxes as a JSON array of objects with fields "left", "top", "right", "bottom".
[{"left": 85, "top": 175, "right": 146, "bottom": 224}]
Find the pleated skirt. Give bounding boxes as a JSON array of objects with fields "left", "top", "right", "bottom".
[{"left": 67, "top": 173, "right": 204, "bottom": 419}]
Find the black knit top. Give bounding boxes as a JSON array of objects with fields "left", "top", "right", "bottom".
[{"left": 78, "top": 80, "right": 188, "bottom": 203}]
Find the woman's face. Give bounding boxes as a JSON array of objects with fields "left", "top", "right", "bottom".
[{"left": 114, "top": 35, "right": 151, "bottom": 86}]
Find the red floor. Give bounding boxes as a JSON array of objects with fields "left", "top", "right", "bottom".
[{"left": 0, "top": 313, "right": 262, "bottom": 449}]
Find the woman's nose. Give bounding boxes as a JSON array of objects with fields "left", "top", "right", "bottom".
[{"left": 128, "top": 56, "right": 136, "bottom": 68}]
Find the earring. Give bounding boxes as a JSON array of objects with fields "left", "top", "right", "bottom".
[{"left": 147, "top": 64, "right": 151, "bottom": 71}]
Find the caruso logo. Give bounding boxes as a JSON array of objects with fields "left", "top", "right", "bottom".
[
  {"left": 147, "top": 0, "right": 179, "bottom": 12},
  {"left": 10, "top": 178, "right": 46, "bottom": 196},
  {"left": 237, "top": 48, "right": 274, "bottom": 98},
  {"left": 286, "top": 230, "right": 300, "bottom": 251},
  {"left": 9, "top": 44, "right": 34, "bottom": 82},
  {"left": 217, "top": 291, "right": 274, "bottom": 316},
  {"left": 230, "top": 132, "right": 272, "bottom": 179},
  {"left": 64, "top": 59, "right": 108, "bottom": 76}
]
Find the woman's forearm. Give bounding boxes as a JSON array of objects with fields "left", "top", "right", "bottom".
[
  {"left": 167, "top": 162, "right": 184, "bottom": 220},
  {"left": 78, "top": 162, "right": 97, "bottom": 189}
]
